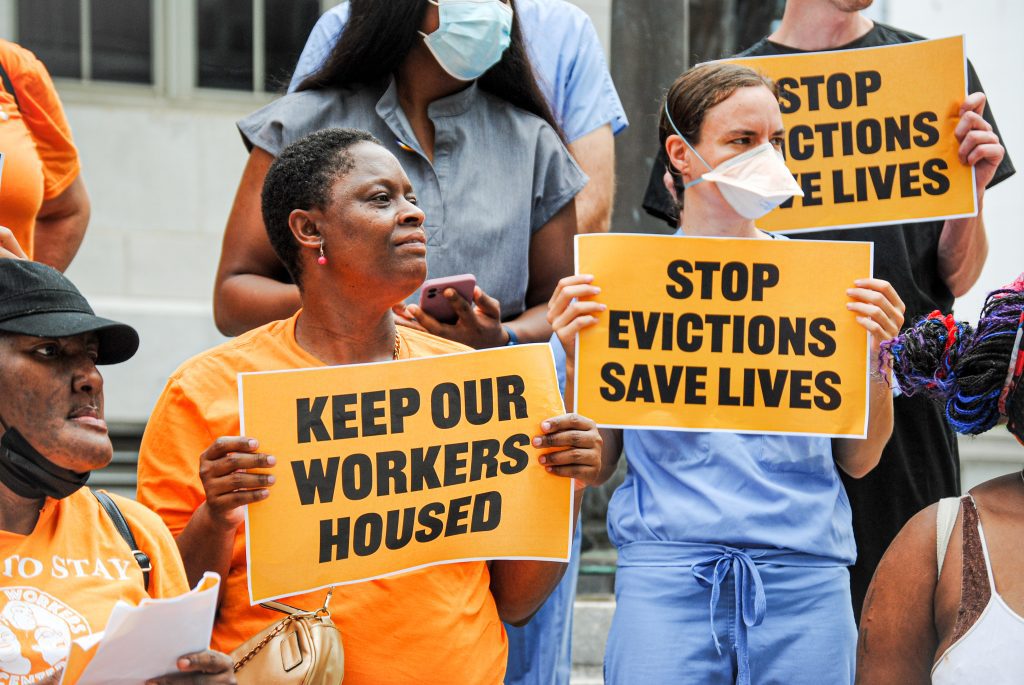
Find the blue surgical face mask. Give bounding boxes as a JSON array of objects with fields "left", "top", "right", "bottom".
[{"left": 420, "top": 0, "right": 514, "bottom": 82}]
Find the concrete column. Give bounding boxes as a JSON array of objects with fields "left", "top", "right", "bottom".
[
  {"left": 609, "top": 0, "right": 689, "bottom": 233},
  {"left": 609, "top": 0, "right": 782, "bottom": 233}
]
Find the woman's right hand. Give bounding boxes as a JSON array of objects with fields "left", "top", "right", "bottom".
[
  {"left": 198, "top": 437, "right": 276, "bottom": 531},
  {"left": 146, "top": 650, "right": 236, "bottom": 684},
  {"left": 546, "top": 274, "right": 605, "bottom": 363}
]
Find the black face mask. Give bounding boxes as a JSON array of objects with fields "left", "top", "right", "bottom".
[{"left": 0, "top": 427, "right": 89, "bottom": 500}]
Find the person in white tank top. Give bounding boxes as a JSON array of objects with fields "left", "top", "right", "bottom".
[{"left": 854, "top": 274, "right": 1024, "bottom": 684}]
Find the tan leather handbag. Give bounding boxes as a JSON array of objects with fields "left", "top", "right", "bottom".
[{"left": 231, "top": 589, "right": 343, "bottom": 684}]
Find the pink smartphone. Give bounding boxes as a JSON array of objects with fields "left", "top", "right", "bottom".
[{"left": 418, "top": 274, "right": 476, "bottom": 324}]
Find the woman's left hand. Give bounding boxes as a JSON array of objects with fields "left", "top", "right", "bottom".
[
  {"left": 403, "top": 285, "right": 508, "bottom": 349},
  {"left": 532, "top": 414, "right": 603, "bottom": 491},
  {"left": 846, "top": 277, "right": 906, "bottom": 356},
  {"left": 145, "top": 650, "right": 236, "bottom": 684}
]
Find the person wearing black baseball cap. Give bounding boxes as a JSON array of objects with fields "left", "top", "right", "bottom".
[
  {"left": 0, "top": 259, "right": 236, "bottom": 684},
  {"left": 0, "top": 259, "right": 140, "bottom": 502}
]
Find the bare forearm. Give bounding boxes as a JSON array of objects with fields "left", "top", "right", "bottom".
[
  {"left": 573, "top": 175, "right": 612, "bottom": 234},
  {"left": 33, "top": 213, "right": 88, "bottom": 272},
  {"left": 505, "top": 303, "right": 554, "bottom": 344},
  {"left": 214, "top": 274, "right": 302, "bottom": 336},
  {"left": 568, "top": 126, "right": 615, "bottom": 234},
  {"left": 174, "top": 503, "right": 237, "bottom": 601},
  {"left": 833, "top": 378, "right": 893, "bottom": 478},
  {"left": 938, "top": 210, "right": 988, "bottom": 298},
  {"left": 596, "top": 428, "right": 623, "bottom": 485},
  {"left": 563, "top": 354, "right": 621, "bottom": 486},
  {"left": 490, "top": 487, "right": 584, "bottom": 625},
  {"left": 33, "top": 177, "right": 90, "bottom": 271}
]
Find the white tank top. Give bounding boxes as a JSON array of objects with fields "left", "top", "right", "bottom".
[{"left": 931, "top": 500, "right": 1024, "bottom": 683}]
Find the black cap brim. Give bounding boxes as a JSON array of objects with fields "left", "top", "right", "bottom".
[{"left": 0, "top": 311, "right": 139, "bottom": 364}]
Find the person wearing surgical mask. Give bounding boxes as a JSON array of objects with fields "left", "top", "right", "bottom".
[
  {"left": 419, "top": 0, "right": 514, "bottom": 81},
  {"left": 216, "top": 0, "right": 583, "bottom": 353},
  {"left": 546, "top": 62, "right": 905, "bottom": 684}
]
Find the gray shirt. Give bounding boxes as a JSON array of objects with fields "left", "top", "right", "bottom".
[{"left": 238, "top": 78, "right": 587, "bottom": 318}]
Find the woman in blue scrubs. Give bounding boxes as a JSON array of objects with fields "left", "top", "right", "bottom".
[{"left": 548, "top": 62, "right": 905, "bottom": 685}]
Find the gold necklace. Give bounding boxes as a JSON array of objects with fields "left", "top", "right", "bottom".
[{"left": 393, "top": 332, "right": 401, "bottom": 360}]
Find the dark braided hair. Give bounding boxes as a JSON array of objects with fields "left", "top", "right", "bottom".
[{"left": 881, "top": 276, "right": 1024, "bottom": 439}]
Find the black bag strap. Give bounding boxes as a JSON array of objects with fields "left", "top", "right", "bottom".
[
  {"left": 94, "top": 490, "right": 151, "bottom": 591},
  {"left": 0, "top": 58, "right": 18, "bottom": 111}
]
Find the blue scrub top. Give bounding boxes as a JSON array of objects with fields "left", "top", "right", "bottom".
[{"left": 610, "top": 430, "right": 855, "bottom": 564}]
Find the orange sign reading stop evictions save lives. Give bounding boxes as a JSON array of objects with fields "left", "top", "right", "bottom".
[
  {"left": 574, "top": 233, "right": 873, "bottom": 437},
  {"left": 728, "top": 36, "right": 975, "bottom": 232}
]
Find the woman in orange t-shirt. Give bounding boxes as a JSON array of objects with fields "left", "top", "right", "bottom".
[
  {"left": 136, "top": 128, "right": 603, "bottom": 684},
  {"left": 0, "top": 259, "right": 234, "bottom": 683},
  {"left": 0, "top": 40, "right": 89, "bottom": 269}
]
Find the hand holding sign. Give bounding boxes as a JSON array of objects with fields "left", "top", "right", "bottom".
[
  {"left": 956, "top": 92, "right": 1005, "bottom": 195},
  {"left": 547, "top": 274, "right": 607, "bottom": 362},
  {"left": 532, "top": 413, "right": 603, "bottom": 489},
  {"left": 197, "top": 436, "right": 276, "bottom": 531},
  {"left": 845, "top": 278, "right": 906, "bottom": 359}
]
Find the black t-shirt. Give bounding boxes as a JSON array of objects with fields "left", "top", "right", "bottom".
[{"left": 642, "top": 22, "right": 1016, "bottom": 621}]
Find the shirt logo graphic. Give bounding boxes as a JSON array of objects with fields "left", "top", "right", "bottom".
[{"left": 0, "top": 587, "right": 91, "bottom": 682}]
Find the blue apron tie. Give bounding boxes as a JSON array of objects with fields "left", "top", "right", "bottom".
[
  {"left": 616, "top": 541, "right": 836, "bottom": 685},
  {"left": 691, "top": 548, "right": 767, "bottom": 685}
]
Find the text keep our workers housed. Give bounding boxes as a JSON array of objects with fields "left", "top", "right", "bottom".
[
  {"left": 239, "top": 344, "right": 572, "bottom": 604},
  {"left": 728, "top": 35, "right": 975, "bottom": 232},
  {"left": 573, "top": 233, "right": 873, "bottom": 437}
]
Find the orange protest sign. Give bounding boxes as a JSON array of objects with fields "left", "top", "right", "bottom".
[
  {"left": 728, "top": 36, "right": 974, "bottom": 232},
  {"left": 239, "top": 344, "right": 571, "bottom": 604},
  {"left": 574, "top": 234, "right": 872, "bottom": 437}
]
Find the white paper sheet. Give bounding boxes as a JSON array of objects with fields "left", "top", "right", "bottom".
[{"left": 61, "top": 572, "right": 220, "bottom": 685}]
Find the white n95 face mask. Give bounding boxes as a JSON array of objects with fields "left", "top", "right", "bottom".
[
  {"left": 421, "top": 0, "right": 514, "bottom": 82},
  {"left": 699, "top": 143, "right": 805, "bottom": 220},
  {"left": 664, "top": 101, "right": 803, "bottom": 220}
]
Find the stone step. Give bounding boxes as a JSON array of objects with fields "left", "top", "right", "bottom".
[
  {"left": 569, "top": 665, "right": 604, "bottom": 684},
  {"left": 571, "top": 596, "right": 615, "bottom": 669}
]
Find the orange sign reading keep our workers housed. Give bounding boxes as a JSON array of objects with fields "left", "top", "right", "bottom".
[
  {"left": 574, "top": 234, "right": 872, "bottom": 437},
  {"left": 728, "top": 36, "right": 974, "bottom": 232},
  {"left": 239, "top": 344, "right": 571, "bottom": 604}
]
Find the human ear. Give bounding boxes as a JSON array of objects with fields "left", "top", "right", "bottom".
[
  {"left": 664, "top": 135, "right": 695, "bottom": 186},
  {"left": 288, "top": 209, "right": 323, "bottom": 250}
]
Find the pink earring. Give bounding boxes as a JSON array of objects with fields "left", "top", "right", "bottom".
[{"left": 317, "top": 241, "right": 327, "bottom": 266}]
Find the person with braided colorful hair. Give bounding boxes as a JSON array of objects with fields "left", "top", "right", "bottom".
[{"left": 856, "top": 276, "right": 1024, "bottom": 684}]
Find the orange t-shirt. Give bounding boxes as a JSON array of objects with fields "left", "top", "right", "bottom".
[
  {"left": 0, "top": 40, "right": 80, "bottom": 259},
  {"left": 137, "top": 313, "right": 508, "bottom": 684},
  {"left": 0, "top": 488, "right": 188, "bottom": 683}
]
